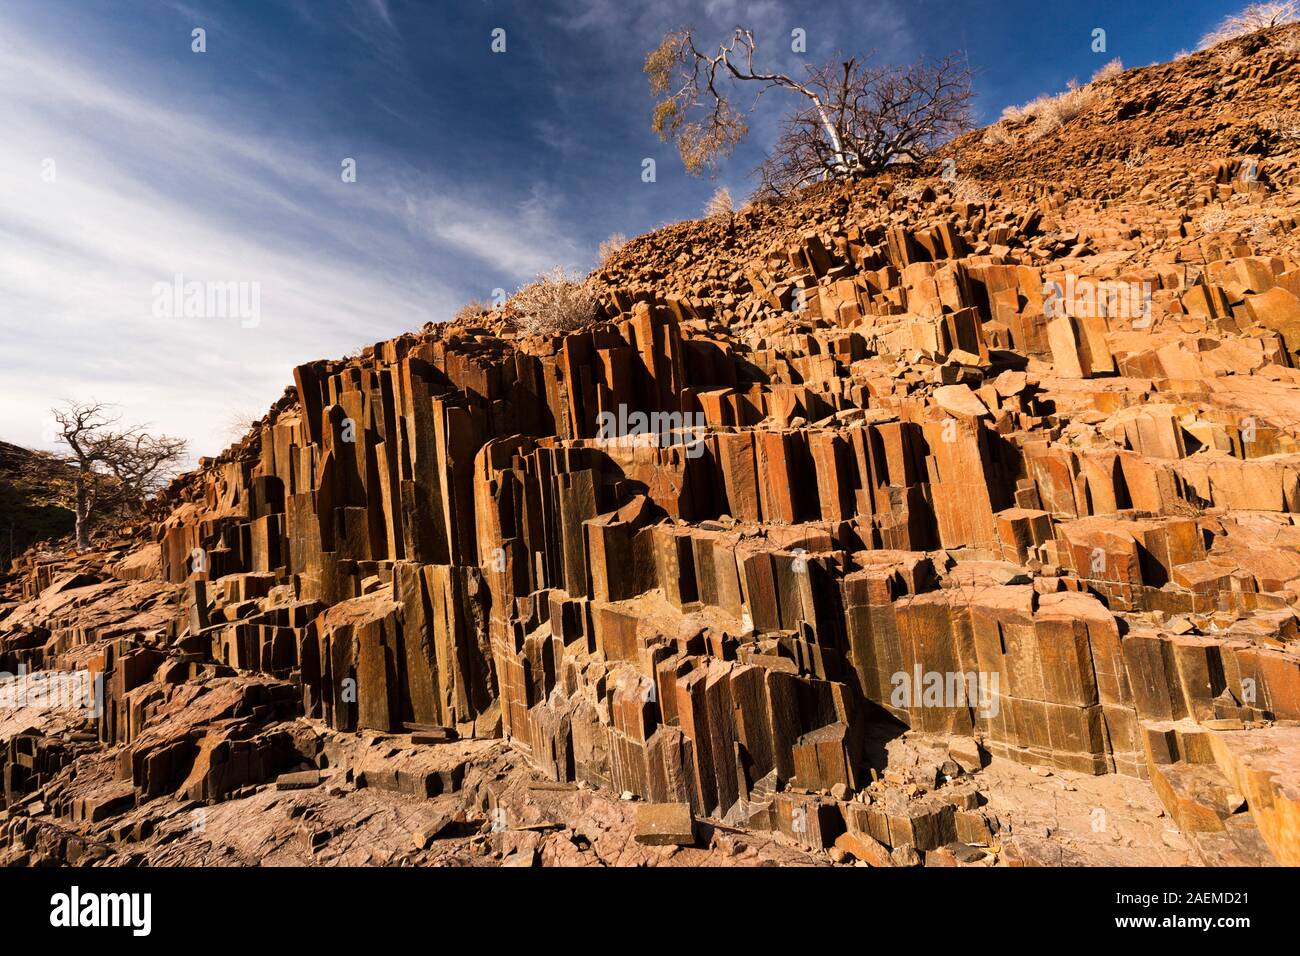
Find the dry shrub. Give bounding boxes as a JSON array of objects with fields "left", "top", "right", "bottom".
[
  {"left": 704, "top": 185, "right": 734, "bottom": 218},
  {"left": 1032, "top": 81, "right": 1096, "bottom": 134},
  {"left": 952, "top": 178, "right": 991, "bottom": 206},
  {"left": 1091, "top": 58, "right": 1124, "bottom": 83},
  {"left": 1200, "top": 210, "right": 1231, "bottom": 234},
  {"left": 982, "top": 125, "right": 1014, "bottom": 146},
  {"left": 998, "top": 79, "right": 1098, "bottom": 142},
  {"left": 597, "top": 233, "right": 627, "bottom": 265},
  {"left": 511, "top": 267, "right": 600, "bottom": 337},
  {"left": 998, "top": 101, "right": 1029, "bottom": 124},
  {"left": 1217, "top": 44, "right": 1246, "bottom": 65},
  {"left": 454, "top": 298, "right": 492, "bottom": 324},
  {"left": 1199, "top": 1, "right": 1298, "bottom": 49}
]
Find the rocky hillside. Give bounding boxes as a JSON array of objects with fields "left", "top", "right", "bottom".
[
  {"left": 3, "top": 25, "right": 1300, "bottom": 868},
  {"left": 0, "top": 441, "right": 75, "bottom": 574}
]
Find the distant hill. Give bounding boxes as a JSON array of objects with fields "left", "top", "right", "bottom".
[{"left": 0, "top": 440, "right": 76, "bottom": 571}]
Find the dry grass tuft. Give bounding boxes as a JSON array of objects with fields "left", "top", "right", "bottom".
[
  {"left": 1091, "top": 58, "right": 1124, "bottom": 83},
  {"left": 1198, "top": 2, "right": 1298, "bottom": 49},
  {"left": 998, "top": 80, "right": 1099, "bottom": 142}
]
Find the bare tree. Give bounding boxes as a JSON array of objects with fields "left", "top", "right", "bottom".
[
  {"left": 223, "top": 408, "right": 263, "bottom": 443},
  {"left": 51, "top": 401, "right": 188, "bottom": 550},
  {"left": 647, "top": 27, "right": 972, "bottom": 194}
]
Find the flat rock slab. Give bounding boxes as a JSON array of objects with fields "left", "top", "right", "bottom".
[
  {"left": 275, "top": 770, "right": 322, "bottom": 791},
  {"left": 932, "top": 384, "right": 990, "bottom": 418},
  {"left": 834, "top": 830, "right": 892, "bottom": 867},
  {"left": 403, "top": 721, "right": 458, "bottom": 742},
  {"left": 411, "top": 730, "right": 458, "bottom": 745},
  {"left": 634, "top": 802, "right": 695, "bottom": 846}
]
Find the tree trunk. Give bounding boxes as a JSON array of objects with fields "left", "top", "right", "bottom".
[
  {"left": 809, "top": 98, "right": 848, "bottom": 175},
  {"left": 74, "top": 473, "right": 90, "bottom": 551}
]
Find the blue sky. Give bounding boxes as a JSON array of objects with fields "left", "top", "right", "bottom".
[{"left": 0, "top": 0, "right": 1246, "bottom": 459}]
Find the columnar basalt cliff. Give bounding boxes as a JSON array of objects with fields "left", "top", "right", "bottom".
[{"left": 4, "top": 27, "right": 1300, "bottom": 867}]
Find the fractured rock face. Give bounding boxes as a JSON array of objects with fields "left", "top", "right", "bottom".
[{"left": 6, "top": 26, "right": 1300, "bottom": 867}]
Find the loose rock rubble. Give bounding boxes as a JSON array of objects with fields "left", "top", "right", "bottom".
[{"left": 3, "top": 29, "right": 1300, "bottom": 867}]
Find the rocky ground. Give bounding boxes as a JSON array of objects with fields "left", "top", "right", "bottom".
[
  {"left": 0, "top": 567, "right": 1198, "bottom": 869},
  {"left": 4, "top": 25, "right": 1300, "bottom": 868}
]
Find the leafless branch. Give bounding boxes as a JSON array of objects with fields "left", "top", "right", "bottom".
[
  {"left": 50, "top": 400, "right": 188, "bottom": 550},
  {"left": 647, "top": 27, "right": 972, "bottom": 192}
]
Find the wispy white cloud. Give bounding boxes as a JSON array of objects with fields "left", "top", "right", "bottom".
[{"left": 0, "top": 8, "right": 569, "bottom": 461}]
